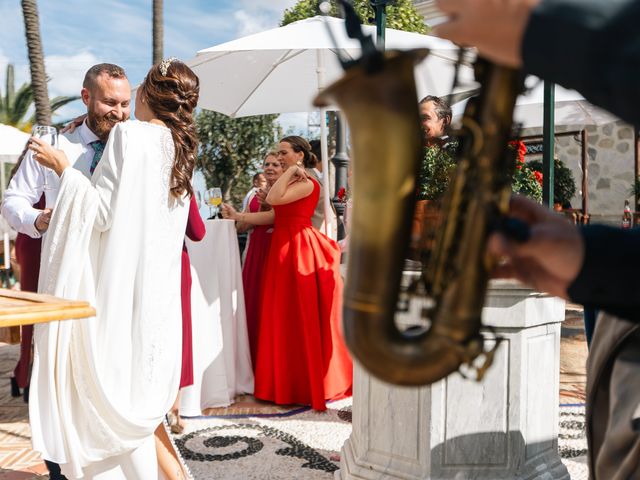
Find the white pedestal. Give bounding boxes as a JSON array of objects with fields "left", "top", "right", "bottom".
[{"left": 338, "top": 280, "right": 570, "bottom": 480}]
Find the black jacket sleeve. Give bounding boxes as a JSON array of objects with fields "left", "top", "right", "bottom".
[
  {"left": 568, "top": 225, "right": 640, "bottom": 322},
  {"left": 522, "top": 0, "right": 640, "bottom": 128}
]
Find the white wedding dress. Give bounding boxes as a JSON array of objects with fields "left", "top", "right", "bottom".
[{"left": 30, "top": 121, "right": 189, "bottom": 479}]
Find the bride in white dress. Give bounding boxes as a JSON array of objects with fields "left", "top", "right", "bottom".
[{"left": 28, "top": 58, "right": 199, "bottom": 480}]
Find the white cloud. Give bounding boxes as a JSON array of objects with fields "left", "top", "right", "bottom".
[
  {"left": 230, "top": 0, "right": 299, "bottom": 38},
  {"left": 46, "top": 51, "right": 100, "bottom": 98},
  {"left": 233, "top": 10, "right": 277, "bottom": 37}
]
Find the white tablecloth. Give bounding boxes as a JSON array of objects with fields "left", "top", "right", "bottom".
[{"left": 180, "top": 219, "right": 254, "bottom": 415}]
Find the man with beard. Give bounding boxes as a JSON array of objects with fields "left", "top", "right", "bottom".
[
  {"left": 0, "top": 63, "right": 130, "bottom": 480},
  {"left": 2, "top": 63, "right": 130, "bottom": 237}
]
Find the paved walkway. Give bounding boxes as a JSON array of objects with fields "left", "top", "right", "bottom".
[{"left": 0, "top": 305, "right": 589, "bottom": 479}]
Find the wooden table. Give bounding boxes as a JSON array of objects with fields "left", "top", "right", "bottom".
[{"left": 0, "top": 288, "right": 95, "bottom": 328}]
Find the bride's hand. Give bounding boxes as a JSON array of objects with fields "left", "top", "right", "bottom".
[
  {"left": 29, "top": 137, "right": 70, "bottom": 176},
  {"left": 221, "top": 203, "right": 238, "bottom": 220},
  {"left": 60, "top": 114, "right": 87, "bottom": 134}
]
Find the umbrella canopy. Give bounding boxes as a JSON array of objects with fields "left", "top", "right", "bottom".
[
  {"left": 514, "top": 81, "right": 618, "bottom": 128},
  {"left": 189, "top": 16, "right": 473, "bottom": 117},
  {"left": 0, "top": 124, "right": 30, "bottom": 156},
  {"left": 0, "top": 124, "right": 30, "bottom": 204},
  {"left": 452, "top": 79, "right": 618, "bottom": 129},
  {"left": 189, "top": 17, "right": 474, "bottom": 237}
]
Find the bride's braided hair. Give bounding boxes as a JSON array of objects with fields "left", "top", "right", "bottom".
[{"left": 139, "top": 60, "right": 199, "bottom": 199}]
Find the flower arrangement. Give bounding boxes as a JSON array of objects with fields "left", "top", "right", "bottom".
[
  {"left": 416, "top": 139, "right": 543, "bottom": 202},
  {"left": 416, "top": 141, "right": 458, "bottom": 201},
  {"left": 528, "top": 157, "right": 576, "bottom": 207},
  {"left": 509, "top": 140, "right": 543, "bottom": 203}
]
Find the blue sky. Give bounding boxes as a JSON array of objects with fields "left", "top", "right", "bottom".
[{"left": 0, "top": 0, "right": 307, "bottom": 128}]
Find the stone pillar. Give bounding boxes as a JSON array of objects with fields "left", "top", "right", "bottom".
[{"left": 338, "top": 280, "right": 569, "bottom": 480}]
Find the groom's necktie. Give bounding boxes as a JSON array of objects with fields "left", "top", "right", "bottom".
[{"left": 89, "top": 140, "right": 106, "bottom": 175}]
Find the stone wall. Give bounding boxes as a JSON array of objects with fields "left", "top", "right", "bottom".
[{"left": 521, "top": 121, "right": 636, "bottom": 225}]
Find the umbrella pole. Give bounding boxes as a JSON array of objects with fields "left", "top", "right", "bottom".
[
  {"left": 320, "top": 108, "right": 331, "bottom": 237},
  {"left": 316, "top": 49, "right": 331, "bottom": 237}
]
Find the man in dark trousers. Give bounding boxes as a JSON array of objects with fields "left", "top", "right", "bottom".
[{"left": 434, "top": 0, "right": 640, "bottom": 477}]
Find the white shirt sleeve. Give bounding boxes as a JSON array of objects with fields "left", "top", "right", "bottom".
[{"left": 1, "top": 150, "right": 46, "bottom": 238}]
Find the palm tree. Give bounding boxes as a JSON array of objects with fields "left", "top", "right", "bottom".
[
  {"left": 21, "top": 0, "right": 51, "bottom": 125},
  {"left": 0, "top": 64, "right": 79, "bottom": 131},
  {"left": 152, "top": 0, "right": 163, "bottom": 65}
]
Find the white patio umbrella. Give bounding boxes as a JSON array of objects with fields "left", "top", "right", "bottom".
[
  {"left": 0, "top": 124, "right": 30, "bottom": 197},
  {"left": 188, "top": 16, "right": 473, "bottom": 235},
  {"left": 513, "top": 81, "right": 618, "bottom": 128},
  {"left": 452, "top": 78, "right": 618, "bottom": 128}
]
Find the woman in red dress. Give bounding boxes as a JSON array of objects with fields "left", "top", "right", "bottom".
[
  {"left": 237, "top": 152, "right": 284, "bottom": 366},
  {"left": 223, "top": 136, "right": 352, "bottom": 411}
]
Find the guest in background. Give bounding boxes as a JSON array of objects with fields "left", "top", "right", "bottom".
[
  {"left": 308, "top": 139, "right": 323, "bottom": 181},
  {"left": 7, "top": 149, "right": 42, "bottom": 404},
  {"left": 241, "top": 172, "right": 267, "bottom": 212},
  {"left": 236, "top": 152, "right": 284, "bottom": 366},
  {"left": 167, "top": 195, "right": 206, "bottom": 434},
  {"left": 307, "top": 139, "right": 337, "bottom": 238},
  {"left": 419, "top": 95, "right": 452, "bottom": 146},
  {"left": 222, "top": 136, "right": 352, "bottom": 411}
]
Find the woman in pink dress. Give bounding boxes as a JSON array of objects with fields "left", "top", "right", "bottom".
[
  {"left": 167, "top": 195, "right": 206, "bottom": 434},
  {"left": 237, "top": 152, "right": 284, "bottom": 366},
  {"left": 11, "top": 196, "right": 45, "bottom": 402}
]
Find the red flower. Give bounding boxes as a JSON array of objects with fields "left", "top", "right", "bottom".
[
  {"left": 508, "top": 140, "right": 526, "bottom": 164},
  {"left": 533, "top": 171, "right": 543, "bottom": 186},
  {"left": 337, "top": 187, "right": 346, "bottom": 202}
]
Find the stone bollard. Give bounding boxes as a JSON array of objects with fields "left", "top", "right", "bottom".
[{"left": 337, "top": 279, "right": 569, "bottom": 480}]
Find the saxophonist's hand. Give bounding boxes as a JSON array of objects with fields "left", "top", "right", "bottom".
[
  {"left": 433, "top": 0, "right": 541, "bottom": 68},
  {"left": 487, "top": 195, "right": 584, "bottom": 300}
]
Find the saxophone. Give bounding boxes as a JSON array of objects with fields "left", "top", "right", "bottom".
[{"left": 314, "top": 12, "right": 524, "bottom": 386}]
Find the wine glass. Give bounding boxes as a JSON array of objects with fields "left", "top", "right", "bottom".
[
  {"left": 208, "top": 187, "right": 222, "bottom": 219},
  {"left": 32, "top": 125, "right": 58, "bottom": 207},
  {"left": 203, "top": 189, "right": 212, "bottom": 218}
]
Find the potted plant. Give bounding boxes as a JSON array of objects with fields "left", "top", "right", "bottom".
[
  {"left": 528, "top": 157, "right": 576, "bottom": 208},
  {"left": 413, "top": 140, "right": 543, "bottom": 248},
  {"left": 413, "top": 141, "right": 458, "bottom": 248}
]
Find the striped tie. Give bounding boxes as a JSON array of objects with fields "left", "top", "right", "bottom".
[{"left": 89, "top": 140, "right": 106, "bottom": 175}]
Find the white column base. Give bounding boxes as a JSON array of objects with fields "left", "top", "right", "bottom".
[{"left": 338, "top": 280, "right": 570, "bottom": 480}]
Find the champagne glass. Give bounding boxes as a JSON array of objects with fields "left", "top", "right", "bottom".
[
  {"left": 203, "top": 189, "right": 213, "bottom": 218},
  {"left": 32, "top": 125, "right": 58, "bottom": 207},
  {"left": 208, "top": 187, "right": 222, "bottom": 218}
]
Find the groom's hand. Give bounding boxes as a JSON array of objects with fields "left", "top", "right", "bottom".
[{"left": 35, "top": 208, "right": 52, "bottom": 233}]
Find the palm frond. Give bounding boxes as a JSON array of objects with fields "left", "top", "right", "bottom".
[
  {"left": 50, "top": 95, "right": 80, "bottom": 113},
  {"left": 8, "top": 86, "right": 33, "bottom": 126}
]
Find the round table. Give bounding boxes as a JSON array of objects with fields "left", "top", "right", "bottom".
[{"left": 180, "top": 219, "right": 254, "bottom": 415}]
